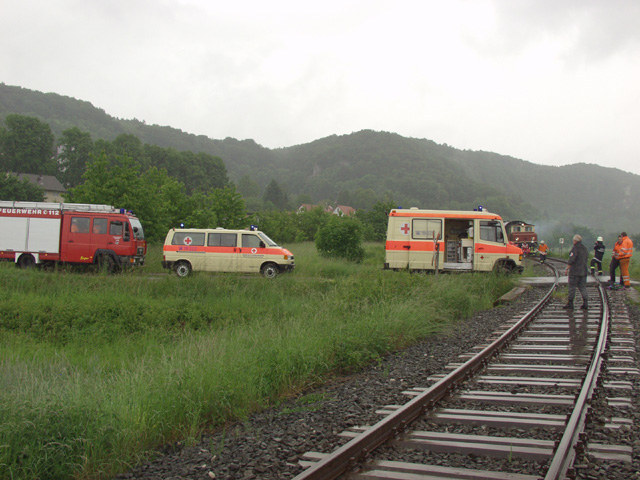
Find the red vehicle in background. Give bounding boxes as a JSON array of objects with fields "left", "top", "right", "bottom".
[
  {"left": 505, "top": 220, "right": 538, "bottom": 250},
  {"left": 0, "top": 201, "right": 146, "bottom": 271}
]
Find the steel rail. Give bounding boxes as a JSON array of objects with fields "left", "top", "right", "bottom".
[
  {"left": 544, "top": 271, "right": 609, "bottom": 479},
  {"left": 293, "top": 268, "right": 560, "bottom": 480}
]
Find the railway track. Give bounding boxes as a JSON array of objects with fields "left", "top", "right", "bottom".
[{"left": 294, "top": 259, "right": 636, "bottom": 479}]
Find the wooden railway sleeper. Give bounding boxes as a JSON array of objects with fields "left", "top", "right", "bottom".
[{"left": 294, "top": 266, "right": 574, "bottom": 480}]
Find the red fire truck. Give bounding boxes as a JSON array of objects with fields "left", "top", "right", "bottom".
[{"left": 0, "top": 201, "right": 146, "bottom": 271}]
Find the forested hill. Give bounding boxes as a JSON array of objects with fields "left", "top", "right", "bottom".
[
  {"left": 447, "top": 150, "right": 639, "bottom": 234},
  {"left": 1, "top": 83, "right": 639, "bottom": 233}
]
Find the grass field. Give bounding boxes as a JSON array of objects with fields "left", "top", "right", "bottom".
[{"left": 0, "top": 243, "right": 562, "bottom": 479}]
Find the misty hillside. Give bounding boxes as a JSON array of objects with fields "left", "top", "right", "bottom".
[{"left": 1, "top": 82, "right": 638, "bottom": 233}]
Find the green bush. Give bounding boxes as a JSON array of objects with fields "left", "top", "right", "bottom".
[{"left": 315, "top": 215, "right": 365, "bottom": 262}]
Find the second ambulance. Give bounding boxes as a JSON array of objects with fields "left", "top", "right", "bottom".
[{"left": 385, "top": 207, "right": 523, "bottom": 273}]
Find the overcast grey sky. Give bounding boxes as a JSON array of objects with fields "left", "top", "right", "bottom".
[{"left": 2, "top": 0, "right": 639, "bottom": 175}]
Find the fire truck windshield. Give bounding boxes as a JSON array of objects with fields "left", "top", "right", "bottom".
[{"left": 130, "top": 218, "right": 145, "bottom": 240}]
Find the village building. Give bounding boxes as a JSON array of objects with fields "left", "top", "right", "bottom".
[
  {"left": 297, "top": 204, "right": 356, "bottom": 216},
  {"left": 11, "top": 173, "right": 66, "bottom": 202},
  {"left": 332, "top": 205, "right": 355, "bottom": 217}
]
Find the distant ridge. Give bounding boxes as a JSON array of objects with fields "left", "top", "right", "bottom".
[{"left": 1, "top": 82, "right": 638, "bottom": 233}]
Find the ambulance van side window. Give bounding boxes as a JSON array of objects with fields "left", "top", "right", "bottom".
[
  {"left": 208, "top": 233, "right": 237, "bottom": 247},
  {"left": 220, "top": 233, "right": 237, "bottom": 247},
  {"left": 208, "top": 233, "right": 220, "bottom": 246},
  {"left": 172, "top": 232, "right": 205, "bottom": 246},
  {"left": 71, "top": 217, "right": 90, "bottom": 233},
  {"left": 480, "top": 221, "right": 505, "bottom": 243},
  {"left": 242, "top": 234, "right": 263, "bottom": 249},
  {"left": 412, "top": 219, "right": 441, "bottom": 240}
]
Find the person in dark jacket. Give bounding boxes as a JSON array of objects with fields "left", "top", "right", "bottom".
[
  {"left": 564, "top": 234, "right": 589, "bottom": 309},
  {"left": 590, "top": 236, "right": 606, "bottom": 275}
]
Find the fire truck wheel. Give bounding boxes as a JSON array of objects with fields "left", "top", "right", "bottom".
[
  {"left": 174, "top": 261, "right": 192, "bottom": 278},
  {"left": 261, "top": 263, "right": 279, "bottom": 279},
  {"left": 97, "top": 254, "right": 120, "bottom": 274},
  {"left": 18, "top": 254, "right": 36, "bottom": 269}
]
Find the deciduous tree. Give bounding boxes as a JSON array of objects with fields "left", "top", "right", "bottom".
[
  {"left": 57, "top": 127, "right": 94, "bottom": 188},
  {"left": 0, "top": 173, "right": 45, "bottom": 201},
  {"left": 315, "top": 215, "right": 365, "bottom": 262},
  {"left": 0, "top": 114, "right": 56, "bottom": 174},
  {"left": 296, "top": 206, "right": 331, "bottom": 242},
  {"left": 263, "top": 179, "right": 289, "bottom": 210},
  {"left": 208, "top": 185, "right": 247, "bottom": 229},
  {"left": 356, "top": 199, "right": 396, "bottom": 241},
  {"left": 252, "top": 210, "right": 298, "bottom": 244}
]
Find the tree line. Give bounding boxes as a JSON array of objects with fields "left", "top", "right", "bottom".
[{"left": 0, "top": 114, "right": 394, "bottom": 246}]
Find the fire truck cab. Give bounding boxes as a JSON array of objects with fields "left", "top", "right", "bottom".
[
  {"left": 0, "top": 201, "right": 146, "bottom": 270},
  {"left": 385, "top": 208, "right": 523, "bottom": 273}
]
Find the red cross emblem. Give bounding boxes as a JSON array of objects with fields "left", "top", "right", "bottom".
[
  {"left": 184, "top": 236, "right": 193, "bottom": 245},
  {"left": 400, "top": 223, "right": 410, "bottom": 235}
]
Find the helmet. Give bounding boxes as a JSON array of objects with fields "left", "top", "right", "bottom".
[
  {"left": 540, "top": 240, "right": 545, "bottom": 244},
  {"left": 597, "top": 236, "right": 603, "bottom": 242}
]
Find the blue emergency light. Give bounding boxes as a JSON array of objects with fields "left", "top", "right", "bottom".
[
  {"left": 180, "top": 223, "right": 185, "bottom": 228},
  {"left": 250, "top": 225, "right": 257, "bottom": 231}
]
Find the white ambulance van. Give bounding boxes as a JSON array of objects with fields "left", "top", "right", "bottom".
[
  {"left": 162, "top": 227, "right": 295, "bottom": 278},
  {"left": 385, "top": 208, "right": 523, "bottom": 273}
]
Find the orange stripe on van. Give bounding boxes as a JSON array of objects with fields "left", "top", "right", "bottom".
[
  {"left": 163, "top": 245, "right": 288, "bottom": 255},
  {"left": 385, "top": 241, "right": 439, "bottom": 252},
  {"left": 386, "top": 241, "right": 515, "bottom": 255},
  {"left": 475, "top": 244, "right": 512, "bottom": 254}
]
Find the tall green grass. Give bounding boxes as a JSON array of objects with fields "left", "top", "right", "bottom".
[{"left": 1, "top": 243, "right": 518, "bottom": 480}]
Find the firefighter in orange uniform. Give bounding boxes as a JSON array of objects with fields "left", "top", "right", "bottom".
[
  {"left": 619, "top": 232, "right": 634, "bottom": 290},
  {"left": 609, "top": 235, "right": 623, "bottom": 289},
  {"left": 538, "top": 240, "right": 549, "bottom": 264}
]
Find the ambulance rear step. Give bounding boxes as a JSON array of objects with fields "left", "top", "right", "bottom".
[{"left": 442, "top": 262, "right": 473, "bottom": 270}]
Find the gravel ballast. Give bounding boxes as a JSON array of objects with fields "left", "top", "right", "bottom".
[{"left": 114, "top": 281, "right": 639, "bottom": 480}]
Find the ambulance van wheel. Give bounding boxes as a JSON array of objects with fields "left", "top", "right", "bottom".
[
  {"left": 18, "top": 254, "right": 36, "bottom": 269},
  {"left": 261, "top": 263, "right": 279, "bottom": 279},
  {"left": 494, "top": 259, "right": 515, "bottom": 274},
  {"left": 174, "top": 261, "right": 192, "bottom": 278}
]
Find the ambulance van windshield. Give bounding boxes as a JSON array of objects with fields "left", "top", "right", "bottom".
[{"left": 258, "top": 232, "right": 279, "bottom": 247}]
